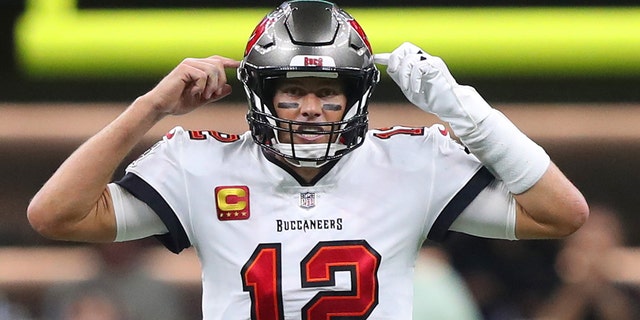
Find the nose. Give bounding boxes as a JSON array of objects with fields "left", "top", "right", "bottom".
[{"left": 299, "top": 93, "right": 323, "bottom": 119}]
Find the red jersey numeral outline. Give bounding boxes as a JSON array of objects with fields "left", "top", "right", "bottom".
[
  {"left": 372, "top": 127, "right": 425, "bottom": 139},
  {"left": 241, "top": 240, "right": 381, "bottom": 320},
  {"left": 188, "top": 130, "right": 240, "bottom": 142}
]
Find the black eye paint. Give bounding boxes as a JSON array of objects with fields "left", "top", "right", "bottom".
[
  {"left": 322, "top": 104, "right": 343, "bottom": 111},
  {"left": 277, "top": 102, "right": 299, "bottom": 109}
]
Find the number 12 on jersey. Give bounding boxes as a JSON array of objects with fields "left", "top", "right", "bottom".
[{"left": 241, "top": 240, "right": 382, "bottom": 319}]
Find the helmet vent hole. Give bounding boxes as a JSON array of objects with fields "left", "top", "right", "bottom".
[{"left": 262, "top": 42, "right": 275, "bottom": 50}]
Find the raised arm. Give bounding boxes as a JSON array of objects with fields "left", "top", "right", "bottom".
[
  {"left": 27, "top": 56, "right": 240, "bottom": 243},
  {"left": 384, "top": 42, "right": 588, "bottom": 239}
]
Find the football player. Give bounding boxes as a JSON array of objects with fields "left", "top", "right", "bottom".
[{"left": 28, "top": 0, "right": 588, "bottom": 319}]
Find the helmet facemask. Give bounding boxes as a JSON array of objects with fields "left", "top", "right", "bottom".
[{"left": 238, "top": 0, "right": 379, "bottom": 167}]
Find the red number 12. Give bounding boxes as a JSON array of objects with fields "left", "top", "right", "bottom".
[{"left": 241, "top": 240, "right": 381, "bottom": 320}]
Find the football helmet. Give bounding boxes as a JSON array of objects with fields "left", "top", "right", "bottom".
[{"left": 238, "top": 0, "right": 379, "bottom": 167}]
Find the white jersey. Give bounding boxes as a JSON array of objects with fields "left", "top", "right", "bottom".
[{"left": 116, "top": 124, "right": 495, "bottom": 320}]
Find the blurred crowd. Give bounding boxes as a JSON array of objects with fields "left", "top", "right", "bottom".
[
  {"left": 0, "top": 240, "right": 198, "bottom": 320},
  {"left": 422, "top": 202, "right": 640, "bottom": 320}
]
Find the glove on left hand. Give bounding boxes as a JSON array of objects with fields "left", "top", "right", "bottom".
[
  {"left": 386, "top": 42, "right": 492, "bottom": 137},
  {"left": 386, "top": 42, "right": 550, "bottom": 194}
]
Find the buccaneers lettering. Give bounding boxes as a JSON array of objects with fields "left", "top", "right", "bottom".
[{"left": 276, "top": 218, "right": 342, "bottom": 232}]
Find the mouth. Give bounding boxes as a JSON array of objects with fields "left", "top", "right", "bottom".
[{"left": 295, "top": 125, "right": 329, "bottom": 142}]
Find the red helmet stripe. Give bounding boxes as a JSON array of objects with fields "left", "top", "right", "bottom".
[
  {"left": 348, "top": 19, "right": 372, "bottom": 53},
  {"left": 245, "top": 17, "right": 272, "bottom": 56}
]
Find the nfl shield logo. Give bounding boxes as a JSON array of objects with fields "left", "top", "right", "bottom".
[{"left": 299, "top": 192, "right": 316, "bottom": 209}]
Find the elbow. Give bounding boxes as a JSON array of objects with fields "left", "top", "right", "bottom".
[
  {"left": 518, "top": 194, "right": 590, "bottom": 240},
  {"left": 554, "top": 198, "right": 590, "bottom": 238},
  {"left": 27, "top": 198, "right": 73, "bottom": 240}
]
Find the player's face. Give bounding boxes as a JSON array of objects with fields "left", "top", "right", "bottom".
[{"left": 272, "top": 77, "right": 347, "bottom": 144}]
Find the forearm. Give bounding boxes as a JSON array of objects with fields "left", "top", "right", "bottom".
[
  {"left": 513, "top": 163, "right": 588, "bottom": 238},
  {"left": 385, "top": 42, "right": 588, "bottom": 238},
  {"left": 465, "top": 111, "right": 587, "bottom": 238},
  {"left": 426, "top": 84, "right": 586, "bottom": 237},
  {"left": 27, "top": 55, "right": 239, "bottom": 242},
  {"left": 27, "top": 96, "right": 165, "bottom": 240}
]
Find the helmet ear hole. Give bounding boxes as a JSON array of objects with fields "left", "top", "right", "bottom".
[
  {"left": 236, "top": 66, "right": 248, "bottom": 83},
  {"left": 247, "top": 109, "right": 276, "bottom": 145}
]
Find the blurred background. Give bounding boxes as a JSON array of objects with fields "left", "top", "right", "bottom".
[{"left": 1, "top": 0, "right": 640, "bottom": 319}]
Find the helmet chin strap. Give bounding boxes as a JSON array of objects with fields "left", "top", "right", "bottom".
[{"left": 273, "top": 142, "right": 347, "bottom": 168}]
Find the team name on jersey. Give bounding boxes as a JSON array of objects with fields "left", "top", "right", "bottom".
[{"left": 276, "top": 218, "right": 343, "bottom": 233}]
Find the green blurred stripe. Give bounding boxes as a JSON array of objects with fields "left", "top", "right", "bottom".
[{"left": 15, "top": 0, "right": 640, "bottom": 78}]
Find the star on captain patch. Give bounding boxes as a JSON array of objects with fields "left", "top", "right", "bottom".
[{"left": 299, "top": 192, "right": 316, "bottom": 209}]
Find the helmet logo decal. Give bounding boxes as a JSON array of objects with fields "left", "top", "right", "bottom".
[
  {"left": 290, "top": 55, "right": 336, "bottom": 67},
  {"left": 305, "top": 57, "right": 323, "bottom": 67}
]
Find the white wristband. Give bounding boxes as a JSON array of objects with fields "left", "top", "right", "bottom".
[{"left": 458, "top": 109, "right": 550, "bottom": 194}]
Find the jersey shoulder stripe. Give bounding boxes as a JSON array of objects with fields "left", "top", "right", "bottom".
[
  {"left": 116, "top": 172, "right": 190, "bottom": 254},
  {"left": 427, "top": 166, "right": 495, "bottom": 242}
]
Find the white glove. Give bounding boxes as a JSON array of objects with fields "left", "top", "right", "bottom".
[
  {"left": 383, "top": 42, "right": 550, "bottom": 194},
  {"left": 386, "top": 42, "right": 492, "bottom": 137}
]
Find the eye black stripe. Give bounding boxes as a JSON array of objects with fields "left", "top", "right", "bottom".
[
  {"left": 322, "top": 104, "right": 343, "bottom": 111},
  {"left": 277, "top": 102, "right": 299, "bottom": 109}
]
